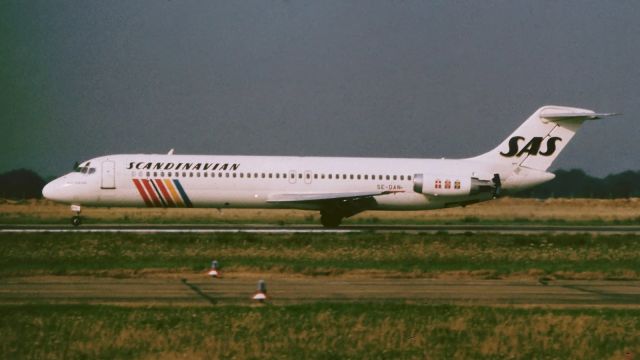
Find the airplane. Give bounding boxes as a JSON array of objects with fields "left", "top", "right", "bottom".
[{"left": 42, "top": 105, "right": 616, "bottom": 227}]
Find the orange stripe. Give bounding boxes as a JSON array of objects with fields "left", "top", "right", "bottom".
[
  {"left": 163, "top": 179, "right": 184, "bottom": 207},
  {"left": 155, "top": 179, "right": 175, "bottom": 207}
]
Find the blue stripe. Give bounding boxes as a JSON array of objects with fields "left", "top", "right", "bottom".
[
  {"left": 150, "top": 179, "right": 167, "bottom": 207},
  {"left": 173, "top": 180, "right": 193, "bottom": 207}
]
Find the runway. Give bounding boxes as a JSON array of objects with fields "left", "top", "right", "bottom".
[
  {"left": 1, "top": 276, "right": 639, "bottom": 307},
  {"left": 3, "top": 224, "right": 640, "bottom": 234}
]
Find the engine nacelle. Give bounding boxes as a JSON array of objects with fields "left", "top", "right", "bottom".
[{"left": 413, "top": 174, "right": 495, "bottom": 197}]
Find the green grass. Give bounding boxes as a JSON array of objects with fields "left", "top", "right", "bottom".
[
  {"left": 1, "top": 303, "right": 638, "bottom": 359},
  {"left": 1, "top": 232, "right": 640, "bottom": 279}
]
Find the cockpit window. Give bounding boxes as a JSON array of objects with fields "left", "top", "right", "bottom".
[{"left": 77, "top": 166, "right": 96, "bottom": 175}]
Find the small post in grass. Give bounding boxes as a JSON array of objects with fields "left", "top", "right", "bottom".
[
  {"left": 208, "top": 259, "right": 220, "bottom": 278},
  {"left": 252, "top": 279, "right": 267, "bottom": 302}
]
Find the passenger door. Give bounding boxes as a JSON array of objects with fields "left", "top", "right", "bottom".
[{"left": 101, "top": 161, "right": 116, "bottom": 189}]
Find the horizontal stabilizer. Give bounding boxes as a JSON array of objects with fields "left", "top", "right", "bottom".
[{"left": 540, "top": 111, "right": 619, "bottom": 121}]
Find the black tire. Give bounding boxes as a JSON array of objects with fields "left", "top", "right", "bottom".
[
  {"left": 71, "top": 216, "right": 81, "bottom": 227},
  {"left": 320, "top": 213, "right": 342, "bottom": 228}
]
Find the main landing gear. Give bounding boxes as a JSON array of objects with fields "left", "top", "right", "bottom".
[
  {"left": 70, "top": 204, "right": 82, "bottom": 227},
  {"left": 320, "top": 211, "right": 343, "bottom": 228}
]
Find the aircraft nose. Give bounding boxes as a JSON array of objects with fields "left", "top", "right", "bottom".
[
  {"left": 42, "top": 179, "right": 67, "bottom": 202},
  {"left": 42, "top": 181, "right": 57, "bottom": 200}
]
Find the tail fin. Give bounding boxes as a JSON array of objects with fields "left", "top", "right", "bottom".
[{"left": 471, "top": 105, "right": 616, "bottom": 172}]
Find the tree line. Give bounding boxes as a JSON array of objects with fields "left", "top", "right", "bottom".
[{"left": 0, "top": 168, "right": 639, "bottom": 200}]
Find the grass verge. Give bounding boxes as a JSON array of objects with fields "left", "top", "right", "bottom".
[
  {"left": 1, "top": 303, "right": 638, "bottom": 359},
  {"left": 2, "top": 198, "right": 640, "bottom": 226},
  {"left": 2, "top": 232, "right": 640, "bottom": 279}
]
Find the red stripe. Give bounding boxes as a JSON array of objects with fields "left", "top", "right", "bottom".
[
  {"left": 155, "top": 179, "right": 175, "bottom": 207},
  {"left": 141, "top": 179, "right": 162, "bottom": 207},
  {"left": 132, "top": 179, "right": 153, "bottom": 207}
]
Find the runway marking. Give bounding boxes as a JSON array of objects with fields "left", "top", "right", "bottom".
[{"left": 0, "top": 228, "right": 358, "bottom": 234}]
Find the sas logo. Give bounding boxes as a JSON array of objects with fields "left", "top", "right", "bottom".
[
  {"left": 132, "top": 179, "right": 193, "bottom": 208},
  {"left": 500, "top": 136, "right": 562, "bottom": 157}
]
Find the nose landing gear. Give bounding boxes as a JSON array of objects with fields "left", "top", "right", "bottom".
[{"left": 70, "top": 204, "right": 82, "bottom": 227}]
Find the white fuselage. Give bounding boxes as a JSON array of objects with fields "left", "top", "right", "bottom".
[{"left": 43, "top": 153, "right": 519, "bottom": 211}]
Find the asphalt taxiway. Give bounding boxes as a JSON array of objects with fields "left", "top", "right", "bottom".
[
  {"left": 2, "top": 224, "right": 640, "bottom": 234},
  {"left": 1, "top": 276, "right": 639, "bottom": 307}
]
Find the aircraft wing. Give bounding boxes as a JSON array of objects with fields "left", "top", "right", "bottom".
[{"left": 267, "top": 190, "right": 402, "bottom": 203}]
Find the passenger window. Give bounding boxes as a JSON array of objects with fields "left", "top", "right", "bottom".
[
  {"left": 364, "top": 175, "right": 368, "bottom": 180},
  {"left": 328, "top": 174, "right": 332, "bottom": 179},
  {"left": 275, "top": 173, "right": 279, "bottom": 179},
  {"left": 233, "top": 173, "right": 237, "bottom": 178},
  {"left": 393, "top": 175, "right": 397, "bottom": 180},
  {"left": 400, "top": 175, "right": 404, "bottom": 180},
  {"left": 225, "top": 173, "right": 229, "bottom": 178},
  {"left": 306, "top": 173, "right": 310, "bottom": 179},
  {"left": 386, "top": 175, "right": 390, "bottom": 180},
  {"left": 268, "top": 173, "right": 272, "bottom": 178},
  {"left": 298, "top": 173, "right": 303, "bottom": 179},
  {"left": 350, "top": 175, "right": 354, "bottom": 180},
  {"left": 357, "top": 175, "right": 361, "bottom": 180},
  {"left": 182, "top": 172, "right": 187, "bottom": 177},
  {"left": 189, "top": 172, "right": 193, "bottom": 177},
  {"left": 153, "top": 172, "right": 158, "bottom": 177},
  {"left": 314, "top": 174, "right": 318, "bottom": 179},
  {"left": 408, "top": 175, "right": 412, "bottom": 181},
  {"left": 240, "top": 173, "right": 244, "bottom": 178},
  {"left": 321, "top": 174, "right": 325, "bottom": 179},
  {"left": 283, "top": 173, "right": 287, "bottom": 179}
]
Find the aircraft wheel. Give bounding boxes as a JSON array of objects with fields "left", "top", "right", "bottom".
[
  {"left": 320, "top": 213, "right": 342, "bottom": 228},
  {"left": 71, "top": 216, "right": 81, "bottom": 227}
]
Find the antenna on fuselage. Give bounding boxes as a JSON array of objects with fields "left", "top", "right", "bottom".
[{"left": 167, "top": 148, "right": 175, "bottom": 155}]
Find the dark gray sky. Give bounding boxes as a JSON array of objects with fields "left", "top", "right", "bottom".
[{"left": 2, "top": 1, "right": 638, "bottom": 177}]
